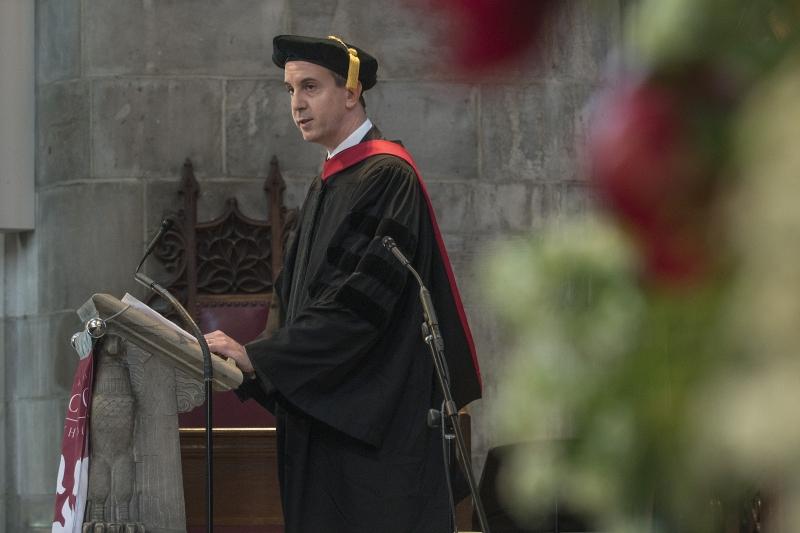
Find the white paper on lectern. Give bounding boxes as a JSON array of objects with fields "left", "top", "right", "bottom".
[{"left": 121, "top": 293, "right": 197, "bottom": 345}]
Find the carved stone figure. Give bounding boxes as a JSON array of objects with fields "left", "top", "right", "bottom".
[{"left": 83, "top": 335, "right": 144, "bottom": 532}]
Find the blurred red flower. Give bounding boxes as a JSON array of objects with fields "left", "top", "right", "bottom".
[
  {"left": 589, "top": 77, "right": 721, "bottom": 285},
  {"left": 425, "top": 0, "right": 557, "bottom": 70}
]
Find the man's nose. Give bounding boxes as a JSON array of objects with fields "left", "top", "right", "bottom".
[{"left": 292, "top": 92, "right": 306, "bottom": 112}]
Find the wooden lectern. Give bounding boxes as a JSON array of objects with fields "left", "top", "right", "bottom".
[{"left": 77, "top": 293, "right": 243, "bottom": 533}]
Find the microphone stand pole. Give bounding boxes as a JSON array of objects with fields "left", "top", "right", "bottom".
[
  {"left": 134, "top": 219, "right": 214, "bottom": 532},
  {"left": 383, "top": 238, "right": 490, "bottom": 533},
  {"left": 134, "top": 273, "right": 214, "bottom": 532}
]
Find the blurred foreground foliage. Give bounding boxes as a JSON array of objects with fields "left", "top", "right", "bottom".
[{"left": 479, "top": 0, "right": 800, "bottom": 531}]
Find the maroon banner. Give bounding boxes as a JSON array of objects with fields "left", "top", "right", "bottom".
[{"left": 52, "top": 348, "right": 94, "bottom": 533}]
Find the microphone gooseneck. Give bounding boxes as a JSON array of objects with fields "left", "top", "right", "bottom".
[
  {"left": 136, "top": 218, "right": 174, "bottom": 274},
  {"left": 382, "top": 236, "right": 442, "bottom": 352}
]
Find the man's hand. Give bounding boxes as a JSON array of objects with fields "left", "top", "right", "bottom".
[{"left": 204, "top": 330, "right": 255, "bottom": 374}]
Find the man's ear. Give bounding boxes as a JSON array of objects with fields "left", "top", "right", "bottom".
[{"left": 344, "top": 82, "right": 363, "bottom": 110}]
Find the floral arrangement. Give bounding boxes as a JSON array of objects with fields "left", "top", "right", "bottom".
[{"left": 428, "top": 0, "right": 800, "bottom": 531}]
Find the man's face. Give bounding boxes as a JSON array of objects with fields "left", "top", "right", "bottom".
[{"left": 284, "top": 61, "right": 349, "bottom": 150}]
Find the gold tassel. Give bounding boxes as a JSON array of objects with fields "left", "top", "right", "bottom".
[{"left": 327, "top": 35, "right": 360, "bottom": 91}]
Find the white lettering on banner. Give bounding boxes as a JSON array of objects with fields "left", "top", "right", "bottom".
[
  {"left": 64, "top": 386, "right": 90, "bottom": 436},
  {"left": 68, "top": 387, "right": 90, "bottom": 414},
  {"left": 67, "top": 394, "right": 80, "bottom": 414}
]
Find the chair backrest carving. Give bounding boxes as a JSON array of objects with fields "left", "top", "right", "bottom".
[
  {"left": 149, "top": 157, "right": 297, "bottom": 336},
  {"left": 148, "top": 157, "right": 298, "bottom": 428}
]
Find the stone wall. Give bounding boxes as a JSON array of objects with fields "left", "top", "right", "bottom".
[
  {"left": 3, "top": 0, "right": 622, "bottom": 530},
  {"left": 0, "top": 1, "right": 35, "bottom": 232},
  {"left": 1, "top": 233, "right": 6, "bottom": 530}
]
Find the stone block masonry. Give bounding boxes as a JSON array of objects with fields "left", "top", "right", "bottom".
[{"left": 0, "top": 1, "right": 624, "bottom": 529}]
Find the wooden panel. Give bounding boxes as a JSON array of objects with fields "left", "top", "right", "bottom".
[
  {"left": 457, "top": 496, "right": 474, "bottom": 531},
  {"left": 181, "top": 415, "right": 473, "bottom": 530},
  {"left": 181, "top": 428, "right": 284, "bottom": 529}
]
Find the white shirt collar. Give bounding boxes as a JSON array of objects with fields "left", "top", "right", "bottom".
[{"left": 327, "top": 118, "right": 373, "bottom": 159}]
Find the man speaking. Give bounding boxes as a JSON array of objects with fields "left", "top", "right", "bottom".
[{"left": 205, "top": 34, "right": 482, "bottom": 533}]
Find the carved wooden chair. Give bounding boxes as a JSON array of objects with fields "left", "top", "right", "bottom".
[{"left": 150, "top": 157, "right": 296, "bottom": 532}]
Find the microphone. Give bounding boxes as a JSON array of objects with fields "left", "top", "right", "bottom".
[
  {"left": 136, "top": 218, "right": 174, "bottom": 274},
  {"left": 381, "top": 235, "right": 444, "bottom": 354},
  {"left": 381, "top": 236, "right": 410, "bottom": 266}
]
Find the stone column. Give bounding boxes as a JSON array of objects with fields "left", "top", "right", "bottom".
[
  {"left": 1, "top": 233, "right": 7, "bottom": 532},
  {"left": 0, "top": 0, "right": 35, "bottom": 231},
  {"left": 1, "top": 2, "right": 35, "bottom": 531},
  {"left": 5, "top": 1, "right": 92, "bottom": 530}
]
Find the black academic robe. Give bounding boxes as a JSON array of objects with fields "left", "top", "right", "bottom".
[{"left": 237, "top": 127, "right": 480, "bottom": 533}]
